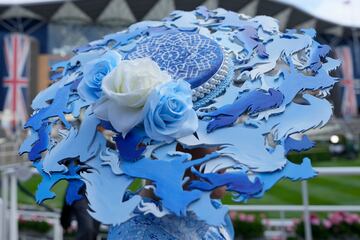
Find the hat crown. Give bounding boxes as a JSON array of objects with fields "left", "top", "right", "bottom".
[{"left": 126, "top": 31, "right": 224, "bottom": 89}]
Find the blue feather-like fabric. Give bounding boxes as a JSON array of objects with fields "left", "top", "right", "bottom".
[{"left": 20, "top": 6, "right": 339, "bottom": 240}]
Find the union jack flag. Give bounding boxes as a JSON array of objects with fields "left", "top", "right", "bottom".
[
  {"left": 2, "top": 33, "right": 30, "bottom": 131},
  {"left": 336, "top": 46, "right": 359, "bottom": 118}
]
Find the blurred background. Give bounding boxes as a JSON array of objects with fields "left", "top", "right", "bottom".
[{"left": 0, "top": 0, "right": 359, "bottom": 239}]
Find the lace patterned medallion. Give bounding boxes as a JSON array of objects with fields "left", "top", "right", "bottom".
[
  {"left": 126, "top": 32, "right": 223, "bottom": 87},
  {"left": 126, "top": 31, "right": 233, "bottom": 108}
]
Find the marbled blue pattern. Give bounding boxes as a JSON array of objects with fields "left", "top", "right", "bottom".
[
  {"left": 127, "top": 32, "right": 223, "bottom": 88},
  {"left": 108, "top": 211, "right": 233, "bottom": 240}
]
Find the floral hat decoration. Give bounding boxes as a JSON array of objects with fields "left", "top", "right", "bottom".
[{"left": 20, "top": 7, "right": 339, "bottom": 229}]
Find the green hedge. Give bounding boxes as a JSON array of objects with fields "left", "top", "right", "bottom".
[
  {"left": 19, "top": 219, "right": 52, "bottom": 233},
  {"left": 288, "top": 151, "right": 332, "bottom": 163}
]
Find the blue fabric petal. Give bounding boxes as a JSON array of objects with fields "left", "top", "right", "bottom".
[
  {"left": 114, "top": 127, "right": 147, "bottom": 162},
  {"left": 203, "top": 88, "right": 284, "bottom": 132},
  {"left": 284, "top": 135, "right": 315, "bottom": 154},
  {"left": 28, "top": 123, "right": 50, "bottom": 161},
  {"left": 65, "top": 179, "right": 85, "bottom": 205}
]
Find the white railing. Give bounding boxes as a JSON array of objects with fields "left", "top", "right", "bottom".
[
  {"left": 228, "top": 204, "right": 360, "bottom": 212},
  {"left": 227, "top": 167, "right": 360, "bottom": 240}
]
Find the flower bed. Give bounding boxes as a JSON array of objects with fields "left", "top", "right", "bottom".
[
  {"left": 294, "top": 212, "right": 360, "bottom": 240},
  {"left": 230, "top": 212, "right": 265, "bottom": 239},
  {"left": 19, "top": 215, "right": 52, "bottom": 233},
  {"left": 18, "top": 215, "right": 52, "bottom": 239},
  {"left": 230, "top": 211, "right": 360, "bottom": 240}
]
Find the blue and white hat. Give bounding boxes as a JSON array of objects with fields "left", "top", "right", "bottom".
[{"left": 20, "top": 7, "right": 339, "bottom": 227}]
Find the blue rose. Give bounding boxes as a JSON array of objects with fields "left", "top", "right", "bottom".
[
  {"left": 144, "top": 80, "right": 198, "bottom": 143},
  {"left": 78, "top": 50, "right": 121, "bottom": 103}
]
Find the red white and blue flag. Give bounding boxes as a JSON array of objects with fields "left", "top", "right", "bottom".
[
  {"left": 2, "top": 33, "right": 30, "bottom": 130},
  {"left": 336, "top": 46, "right": 359, "bottom": 118}
]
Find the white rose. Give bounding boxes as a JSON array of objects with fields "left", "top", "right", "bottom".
[{"left": 93, "top": 57, "right": 170, "bottom": 135}]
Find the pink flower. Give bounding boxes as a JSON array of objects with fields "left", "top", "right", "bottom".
[
  {"left": 239, "top": 213, "right": 247, "bottom": 221},
  {"left": 328, "top": 212, "right": 344, "bottom": 225},
  {"left": 310, "top": 214, "right": 320, "bottom": 225},
  {"left": 286, "top": 225, "right": 294, "bottom": 232},
  {"left": 229, "top": 211, "right": 238, "bottom": 220},
  {"left": 311, "top": 219, "right": 320, "bottom": 225},
  {"left": 246, "top": 214, "right": 255, "bottom": 223},
  {"left": 323, "top": 219, "right": 332, "bottom": 229},
  {"left": 263, "top": 218, "right": 270, "bottom": 227},
  {"left": 349, "top": 213, "right": 359, "bottom": 223},
  {"left": 344, "top": 213, "right": 360, "bottom": 224}
]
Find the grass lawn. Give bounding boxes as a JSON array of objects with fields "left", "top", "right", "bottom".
[
  {"left": 223, "top": 157, "right": 360, "bottom": 218},
  {"left": 18, "top": 174, "right": 67, "bottom": 210},
  {"left": 228, "top": 158, "right": 360, "bottom": 204},
  {"left": 18, "top": 157, "right": 360, "bottom": 211}
]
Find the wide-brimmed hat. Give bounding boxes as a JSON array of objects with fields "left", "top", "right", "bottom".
[{"left": 20, "top": 6, "right": 339, "bottom": 227}]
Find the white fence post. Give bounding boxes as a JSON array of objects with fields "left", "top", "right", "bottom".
[
  {"left": 301, "top": 181, "right": 312, "bottom": 240},
  {"left": 1, "top": 171, "right": 9, "bottom": 240},
  {"left": 53, "top": 218, "right": 63, "bottom": 240},
  {"left": 0, "top": 198, "right": 3, "bottom": 240},
  {"left": 9, "top": 170, "right": 18, "bottom": 240},
  {"left": 279, "top": 210, "right": 286, "bottom": 239}
]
